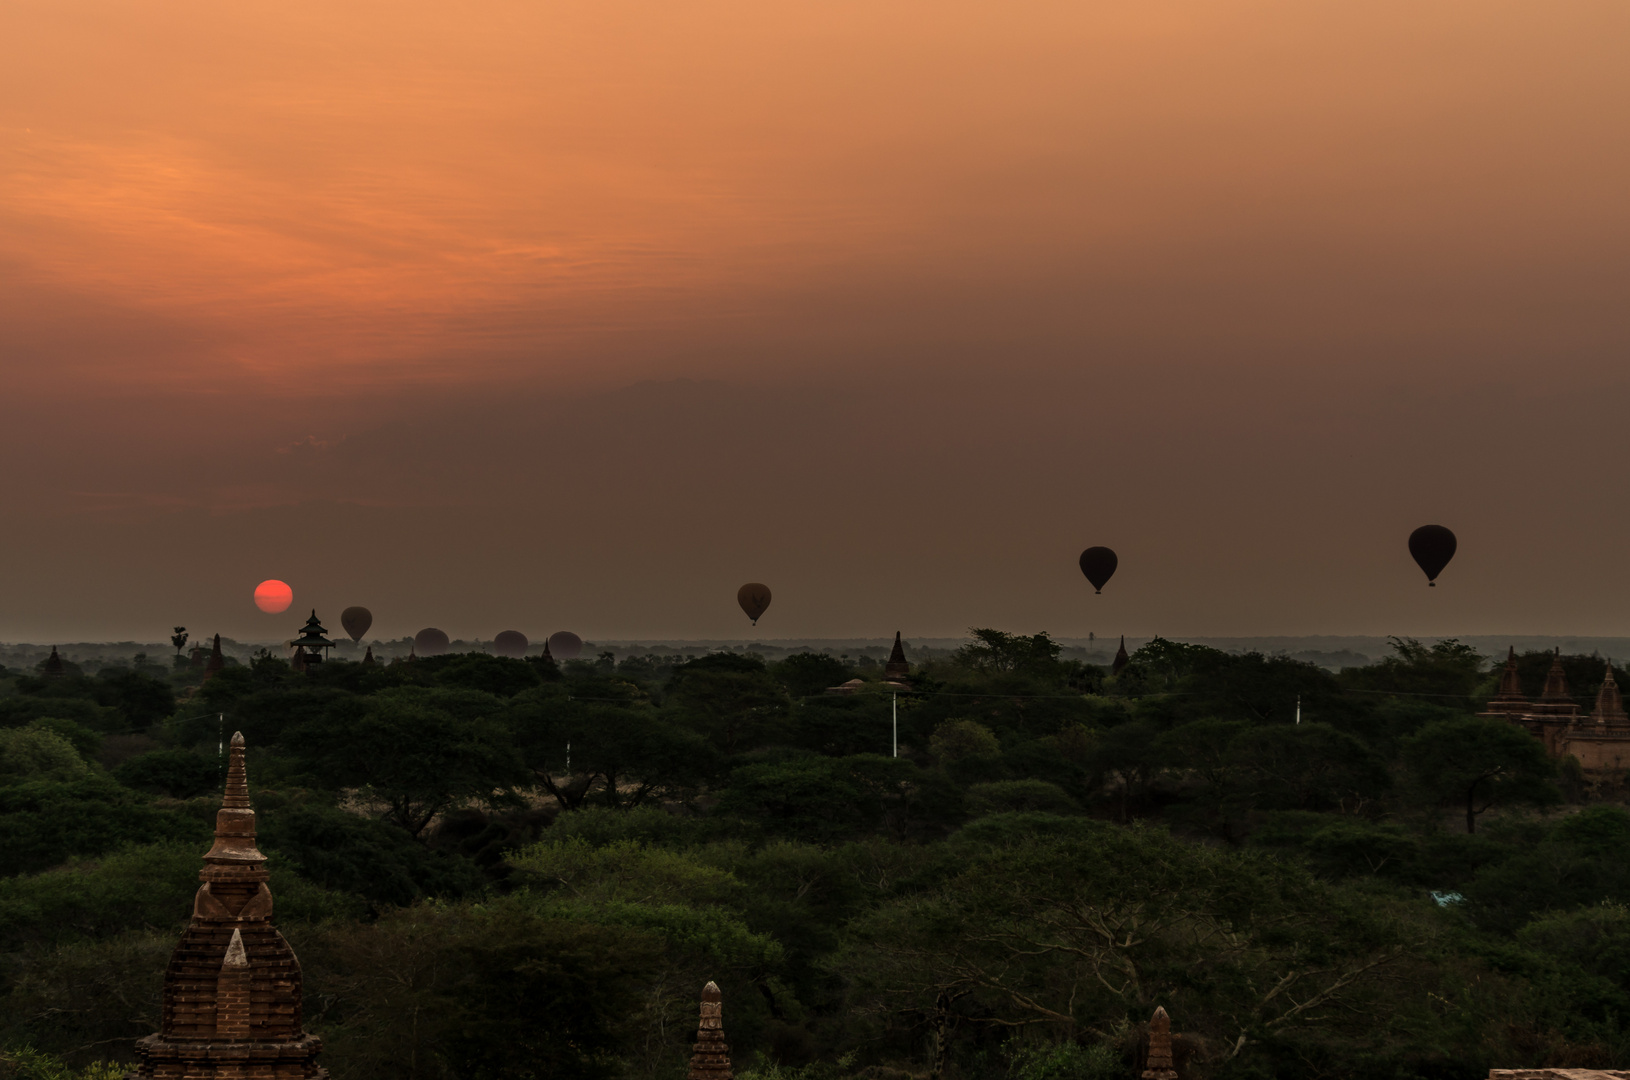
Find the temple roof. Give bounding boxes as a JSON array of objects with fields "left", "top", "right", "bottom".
[
  {"left": 1592, "top": 662, "right": 1628, "bottom": 724},
  {"left": 1492, "top": 646, "right": 1526, "bottom": 702},
  {"left": 1540, "top": 649, "right": 1572, "bottom": 701},
  {"left": 885, "top": 631, "right": 909, "bottom": 679},
  {"left": 294, "top": 610, "right": 335, "bottom": 648},
  {"left": 1112, "top": 635, "right": 1130, "bottom": 676},
  {"left": 130, "top": 730, "right": 327, "bottom": 1076}
]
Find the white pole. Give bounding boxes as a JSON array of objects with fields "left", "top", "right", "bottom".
[
  {"left": 1295, "top": 695, "right": 1301, "bottom": 725},
  {"left": 892, "top": 694, "right": 898, "bottom": 758}
]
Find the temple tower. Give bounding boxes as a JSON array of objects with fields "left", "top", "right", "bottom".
[
  {"left": 1111, "top": 636, "right": 1130, "bottom": 677},
  {"left": 1142, "top": 1006, "right": 1177, "bottom": 1080},
  {"left": 885, "top": 632, "right": 910, "bottom": 682},
  {"left": 127, "top": 732, "right": 327, "bottom": 1078},
  {"left": 291, "top": 611, "right": 335, "bottom": 672},
  {"left": 1592, "top": 663, "right": 1628, "bottom": 725},
  {"left": 687, "top": 982, "right": 732, "bottom": 1080},
  {"left": 203, "top": 634, "right": 224, "bottom": 681},
  {"left": 42, "top": 646, "right": 66, "bottom": 679},
  {"left": 1519, "top": 649, "right": 1582, "bottom": 753},
  {"left": 1540, "top": 650, "right": 1572, "bottom": 703},
  {"left": 1481, "top": 647, "right": 1530, "bottom": 718}
]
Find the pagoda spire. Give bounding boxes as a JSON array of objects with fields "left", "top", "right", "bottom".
[
  {"left": 1112, "top": 635, "right": 1130, "bottom": 676},
  {"left": 885, "top": 632, "right": 909, "bottom": 681},
  {"left": 1494, "top": 646, "right": 1524, "bottom": 700},
  {"left": 1142, "top": 1006, "right": 1177, "bottom": 1080},
  {"left": 203, "top": 634, "right": 224, "bottom": 680},
  {"left": 687, "top": 982, "right": 732, "bottom": 1080},
  {"left": 128, "top": 732, "right": 327, "bottom": 1077},
  {"left": 1540, "top": 648, "right": 1572, "bottom": 702},
  {"left": 1592, "top": 662, "right": 1628, "bottom": 724}
]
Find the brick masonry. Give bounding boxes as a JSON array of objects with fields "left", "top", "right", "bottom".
[{"left": 125, "top": 732, "right": 328, "bottom": 1079}]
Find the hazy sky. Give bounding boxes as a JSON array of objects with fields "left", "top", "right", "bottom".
[{"left": 2, "top": 0, "right": 1628, "bottom": 643}]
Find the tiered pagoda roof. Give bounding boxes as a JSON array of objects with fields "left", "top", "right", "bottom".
[{"left": 127, "top": 732, "right": 327, "bottom": 1078}]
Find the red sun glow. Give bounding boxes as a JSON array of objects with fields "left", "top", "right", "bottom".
[{"left": 254, "top": 579, "right": 293, "bottom": 614}]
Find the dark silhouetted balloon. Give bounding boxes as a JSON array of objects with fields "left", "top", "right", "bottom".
[
  {"left": 548, "top": 631, "right": 583, "bottom": 660},
  {"left": 1408, "top": 525, "right": 1457, "bottom": 586},
  {"left": 1078, "top": 547, "right": 1118, "bottom": 594},
  {"left": 737, "top": 583, "right": 772, "bottom": 624},
  {"left": 340, "top": 606, "right": 372, "bottom": 643},
  {"left": 414, "top": 627, "right": 450, "bottom": 656},
  {"left": 493, "top": 630, "right": 528, "bottom": 658}
]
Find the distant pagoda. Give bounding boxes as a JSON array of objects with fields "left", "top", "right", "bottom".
[
  {"left": 126, "top": 732, "right": 327, "bottom": 1078},
  {"left": 203, "top": 634, "right": 225, "bottom": 681},
  {"left": 884, "top": 631, "right": 910, "bottom": 683},
  {"left": 291, "top": 611, "right": 335, "bottom": 671},
  {"left": 41, "top": 646, "right": 66, "bottom": 680},
  {"left": 1111, "top": 636, "right": 1130, "bottom": 676}
]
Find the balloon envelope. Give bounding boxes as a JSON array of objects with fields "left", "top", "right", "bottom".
[
  {"left": 254, "top": 580, "right": 293, "bottom": 614},
  {"left": 493, "top": 630, "right": 528, "bottom": 658},
  {"left": 340, "top": 606, "right": 373, "bottom": 642},
  {"left": 1408, "top": 525, "right": 1457, "bottom": 585},
  {"left": 548, "top": 631, "right": 583, "bottom": 660},
  {"left": 1078, "top": 547, "right": 1118, "bottom": 594},
  {"left": 737, "top": 583, "right": 772, "bottom": 624},
  {"left": 414, "top": 627, "right": 451, "bottom": 656}
]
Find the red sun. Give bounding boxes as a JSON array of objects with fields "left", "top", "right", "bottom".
[{"left": 254, "top": 579, "right": 293, "bottom": 614}]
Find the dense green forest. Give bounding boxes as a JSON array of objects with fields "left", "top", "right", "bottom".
[{"left": 2, "top": 633, "right": 1628, "bottom": 1080}]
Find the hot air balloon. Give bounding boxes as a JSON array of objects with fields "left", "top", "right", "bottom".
[
  {"left": 414, "top": 627, "right": 451, "bottom": 656},
  {"left": 1078, "top": 547, "right": 1117, "bottom": 594},
  {"left": 547, "top": 631, "right": 583, "bottom": 660},
  {"left": 493, "top": 630, "right": 528, "bottom": 658},
  {"left": 1408, "top": 525, "right": 1457, "bottom": 586},
  {"left": 340, "top": 606, "right": 372, "bottom": 643},
  {"left": 737, "top": 583, "right": 772, "bottom": 625},
  {"left": 254, "top": 580, "right": 293, "bottom": 614}
]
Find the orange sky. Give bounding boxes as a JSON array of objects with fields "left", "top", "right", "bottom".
[{"left": 2, "top": 0, "right": 1629, "bottom": 642}]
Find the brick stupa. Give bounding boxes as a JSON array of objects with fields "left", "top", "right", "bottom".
[
  {"left": 687, "top": 981, "right": 732, "bottom": 1080},
  {"left": 1142, "top": 1005, "right": 1177, "bottom": 1080},
  {"left": 127, "top": 732, "right": 327, "bottom": 1079}
]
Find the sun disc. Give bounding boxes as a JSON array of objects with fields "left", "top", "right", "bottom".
[{"left": 254, "top": 579, "right": 293, "bottom": 614}]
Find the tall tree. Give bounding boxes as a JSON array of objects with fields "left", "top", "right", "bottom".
[{"left": 1402, "top": 717, "right": 1558, "bottom": 833}]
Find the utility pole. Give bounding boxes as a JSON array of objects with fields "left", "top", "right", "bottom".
[
  {"left": 1295, "top": 695, "right": 1301, "bottom": 725},
  {"left": 892, "top": 693, "right": 898, "bottom": 758}
]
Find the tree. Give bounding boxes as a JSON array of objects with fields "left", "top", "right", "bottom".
[
  {"left": 508, "top": 683, "right": 713, "bottom": 811},
  {"left": 1403, "top": 717, "right": 1558, "bottom": 833},
  {"left": 771, "top": 652, "right": 854, "bottom": 698},
  {"left": 170, "top": 626, "right": 188, "bottom": 657},
  {"left": 290, "top": 688, "right": 524, "bottom": 837},
  {"left": 929, "top": 720, "right": 1001, "bottom": 764},
  {"left": 1084, "top": 721, "right": 1162, "bottom": 822},
  {"left": 113, "top": 748, "right": 217, "bottom": 799},
  {"left": 1224, "top": 723, "right": 1391, "bottom": 815},
  {"left": 1340, "top": 637, "right": 1487, "bottom": 704},
  {"left": 838, "top": 822, "right": 1425, "bottom": 1075},
  {"left": 664, "top": 654, "right": 790, "bottom": 755},
  {"left": 954, "top": 629, "right": 1065, "bottom": 678}
]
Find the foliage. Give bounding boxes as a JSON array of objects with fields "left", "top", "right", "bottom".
[
  {"left": 113, "top": 748, "right": 218, "bottom": 798},
  {"left": 6, "top": 638, "right": 1630, "bottom": 1077},
  {"left": 0, "top": 729, "right": 86, "bottom": 784},
  {"left": 1403, "top": 717, "right": 1559, "bottom": 832},
  {"left": 954, "top": 630, "right": 1067, "bottom": 678},
  {"left": 929, "top": 719, "right": 1001, "bottom": 763},
  {"left": 289, "top": 687, "right": 524, "bottom": 835},
  {"left": 0, "top": 779, "right": 210, "bottom": 876}
]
